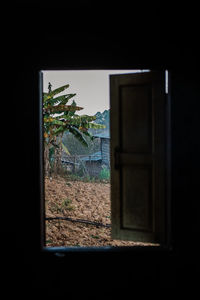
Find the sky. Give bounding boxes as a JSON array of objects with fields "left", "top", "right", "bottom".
[{"left": 42, "top": 70, "right": 144, "bottom": 116}]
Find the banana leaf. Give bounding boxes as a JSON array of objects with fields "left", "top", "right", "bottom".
[
  {"left": 68, "top": 126, "right": 88, "bottom": 147},
  {"left": 73, "top": 115, "right": 97, "bottom": 122},
  {"left": 81, "top": 130, "right": 95, "bottom": 141},
  {"left": 53, "top": 126, "right": 65, "bottom": 136},
  {"left": 62, "top": 143, "right": 70, "bottom": 155},
  {"left": 85, "top": 122, "right": 106, "bottom": 129},
  {"left": 44, "top": 84, "right": 70, "bottom": 100},
  {"left": 44, "top": 93, "right": 77, "bottom": 108},
  {"left": 44, "top": 104, "right": 83, "bottom": 114},
  {"left": 50, "top": 119, "right": 65, "bottom": 126}
]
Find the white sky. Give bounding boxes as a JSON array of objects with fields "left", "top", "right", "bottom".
[{"left": 42, "top": 70, "right": 144, "bottom": 116}]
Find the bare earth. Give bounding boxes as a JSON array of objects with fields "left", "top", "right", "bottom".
[{"left": 45, "top": 175, "right": 150, "bottom": 247}]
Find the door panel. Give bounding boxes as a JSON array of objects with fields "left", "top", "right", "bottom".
[
  {"left": 122, "top": 165, "right": 153, "bottom": 231},
  {"left": 120, "top": 84, "right": 152, "bottom": 153}
]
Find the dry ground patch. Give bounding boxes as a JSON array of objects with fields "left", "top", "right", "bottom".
[{"left": 45, "top": 175, "right": 150, "bottom": 247}]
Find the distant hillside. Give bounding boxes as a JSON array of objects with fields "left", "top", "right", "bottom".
[
  {"left": 95, "top": 109, "right": 110, "bottom": 129},
  {"left": 89, "top": 109, "right": 110, "bottom": 136}
]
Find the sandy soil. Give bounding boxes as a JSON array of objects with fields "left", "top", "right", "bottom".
[{"left": 45, "top": 175, "right": 150, "bottom": 247}]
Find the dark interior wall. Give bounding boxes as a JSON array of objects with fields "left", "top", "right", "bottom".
[
  {"left": 171, "top": 71, "right": 200, "bottom": 248},
  {"left": 1, "top": 1, "right": 200, "bottom": 295}
]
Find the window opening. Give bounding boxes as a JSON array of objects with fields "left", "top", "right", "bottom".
[{"left": 40, "top": 69, "right": 166, "bottom": 249}]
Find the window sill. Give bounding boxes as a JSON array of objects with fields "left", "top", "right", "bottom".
[{"left": 42, "top": 244, "right": 172, "bottom": 255}]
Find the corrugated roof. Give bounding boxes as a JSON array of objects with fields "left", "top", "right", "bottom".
[{"left": 93, "top": 131, "right": 110, "bottom": 139}]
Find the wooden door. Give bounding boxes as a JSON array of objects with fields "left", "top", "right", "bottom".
[{"left": 110, "top": 71, "right": 169, "bottom": 244}]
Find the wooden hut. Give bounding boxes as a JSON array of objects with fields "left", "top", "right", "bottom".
[{"left": 93, "top": 131, "right": 110, "bottom": 167}]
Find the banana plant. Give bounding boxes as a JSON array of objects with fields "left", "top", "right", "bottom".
[{"left": 43, "top": 82, "right": 105, "bottom": 176}]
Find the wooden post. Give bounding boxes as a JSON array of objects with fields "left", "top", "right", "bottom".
[
  {"left": 74, "top": 156, "right": 76, "bottom": 174},
  {"left": 44, "top": 143, "right": 51, "bottom": 177}
]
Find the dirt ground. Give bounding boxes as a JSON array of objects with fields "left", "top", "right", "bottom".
[{"left": 45, "top": 175, "right": 151, "bottom": 247}]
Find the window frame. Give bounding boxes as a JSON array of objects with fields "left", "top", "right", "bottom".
[{"left": 39, "top": 69, "right": 172, "bottom": 254}]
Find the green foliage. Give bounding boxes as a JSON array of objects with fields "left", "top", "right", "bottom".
[
  {"left": 62, "top": 143, "right": 70, "bottom": 155},
  {"left": 43, "top": 84, "right": 70, "bottom": 100},
  {"left": 43, "top": 82, "right": 106, "bottom": 177},
  {"left": 91, "top": 235, "right": 100, "bottom": 239},
  {"left": 46, "top": 239, "right": 53, "bottom": 245},
  {"left": 49, "top": 146, "right": 55, "bottom": 166},
  {"left": 65, "top": 173, "right": 96, "bottom": 183},
  {"left": 99, "top": 166, "right": 110, "bottom": 181},
  {"left": 51, "top": 198, "right": 74, "bottom": 213},
  {"left": 61, "top": 198, "right": 74, "bottom": 211},
  {"left": 68, "top": 126, "right": 88, "bottom": 147},
  {"left": 62, "top": 132, "right": 100, "bottom": 155},
  {"left": 43, "top": 82, "right": 105, "bottom": 147}
]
